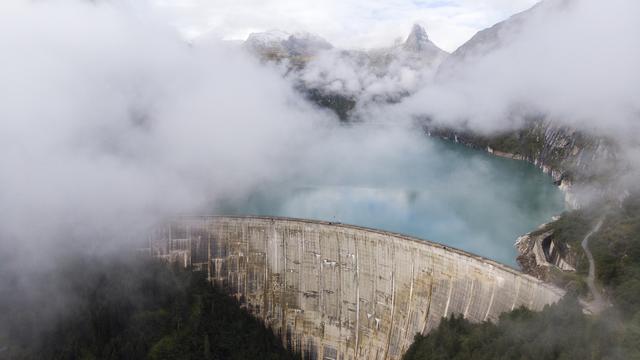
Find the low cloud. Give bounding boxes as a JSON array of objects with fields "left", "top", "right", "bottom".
[{"left": 0, "top": 0, "right": 334, "bottom": 266}]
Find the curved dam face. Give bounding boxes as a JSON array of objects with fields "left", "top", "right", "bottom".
[{"left": 149, "top": 216, "right": 564, "bottom": 360}]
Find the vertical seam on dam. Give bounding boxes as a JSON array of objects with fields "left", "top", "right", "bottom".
[
  {"left": 421, "top": 280, "right": 433, "bottom": 335},
  {"left": 355, "top": 240, "right": 360, "bottom": 360},
  {"left": 463, "top": 280, "right": 475, "bottom": 318},
  {"left": 484, "top": 283, "right": 497, "bottom": 321}
]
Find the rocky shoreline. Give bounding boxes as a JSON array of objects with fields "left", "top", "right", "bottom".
[
  {"left": 422, "top": 120, "right": 617, "bottom": 281},
  {"left": 514, "top": 220, "right": 577, "bottom": 281}
]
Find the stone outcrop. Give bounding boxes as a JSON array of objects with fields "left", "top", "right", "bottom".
[
  {"left": 148, "top": 216, "right": 564, "bottom": 360},
  {"left": 515, "top": 223, "right": 576, "bottom": 280}
]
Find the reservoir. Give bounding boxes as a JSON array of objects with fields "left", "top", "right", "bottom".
[{"left": 217, "top": 126, "right": 565, "bottom": 267}]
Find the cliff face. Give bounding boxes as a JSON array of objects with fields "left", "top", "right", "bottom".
[{"left": 149, "top": 216, "right": 564, "bottom": 360}]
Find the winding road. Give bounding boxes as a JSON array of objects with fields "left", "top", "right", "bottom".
[{"left": 581, "top": 218, "right": 608, "bottom": 313}]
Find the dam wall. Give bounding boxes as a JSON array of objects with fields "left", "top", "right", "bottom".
[{"left": 149, "top": 216, "right": 564, "bottom": 360}]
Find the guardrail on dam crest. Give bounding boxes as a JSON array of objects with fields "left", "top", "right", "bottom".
[{"left": 148, "top": 216, "right": 564, "bottom": 360}]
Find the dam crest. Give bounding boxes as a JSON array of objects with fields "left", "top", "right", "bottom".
[{"left": 148, "top": 216, "right": 564, "bottom": 360}]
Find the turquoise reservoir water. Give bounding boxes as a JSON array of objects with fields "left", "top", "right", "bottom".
[{"left": 217, "top": 128, "right": 565, "bottom": 267}]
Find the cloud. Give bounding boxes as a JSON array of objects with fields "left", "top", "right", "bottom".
[
  {"left": 0, "top": 0, "right": 334, "bottom": 265},
  {"left": 296, "top": 46, "right": 443, "bottom": 106}
]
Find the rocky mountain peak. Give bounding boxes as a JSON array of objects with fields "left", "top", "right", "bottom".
[
  {"left": 403, "top": 24, "right": 430, "bottom": 51},
  {"left": 284, "top": 32, "right": 332, "bottom": 56}
]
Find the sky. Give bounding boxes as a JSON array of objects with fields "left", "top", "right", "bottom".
[{"left": 152, "top": 0, "right": 541, "bottom": 52}]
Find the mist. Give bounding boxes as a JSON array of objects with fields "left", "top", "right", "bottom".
[
  {"left": 296, "top": 42, "right": 445, "bottom": 109},
  {"left": 0, "top": 0, "right": 334, "bottom": 260},
  {"left": 0, "top": 3, "right": 341, "bottom": 340},
  {"left": 214, "top": 125, "right": 565, "bottom": 266},
  {"left": 0, "top": 0, "right": 346, "bottom": 346}
]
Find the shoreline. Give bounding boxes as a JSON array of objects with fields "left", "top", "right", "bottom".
[
  {"left": 425, "top": 132, "right": 578, "bottom": 280},
  {"left": 486, "top": 146, "right": 579, "bottom": 210}
]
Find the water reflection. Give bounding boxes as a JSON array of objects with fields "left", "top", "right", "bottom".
[{"left": 217, "top": 131, "right": 565, "bottom": 267}]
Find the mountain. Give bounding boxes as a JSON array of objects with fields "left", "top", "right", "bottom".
[
  {"left": 244, "top": 30, "right": 290, "bottom": 57},
  {"left": 244, "top": 30, "right": 332, "bottom": 61},
  {"left": 242, "top": 25, "right": 448, "bottom": 120},
  {"left": 365, "top": 24, "right": 448, "bottom": 74},
  {"left": 243, "top": 24, "right": 447, "bottom": 80},
  {"left": 436, "top": 0, "right": 573, "bottom": 79},
  {"left": 402, "top": 24, "right": 447, "bottom": 58},
  {"left": 421, "top": 0, "right": 624, "bottom": 289}
]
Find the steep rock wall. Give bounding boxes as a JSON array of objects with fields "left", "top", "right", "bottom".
[{"left": 149, "top": 216, "right": 564, "bottom": 360}]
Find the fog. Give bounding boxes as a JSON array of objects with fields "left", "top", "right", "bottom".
[
  {"left": 0, "top": 0, "right": 345, "bottom": 344},
  {"left": 0, "top": 0, "right": 334, "bottom": 261},
  {"left": 215, "top": 125, "right": 565, "bottom": 266},
  {"left": 296, "top": 38, "right": 446, "bottom": 108}
]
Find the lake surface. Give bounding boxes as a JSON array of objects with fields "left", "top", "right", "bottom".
[{"left": 216, "top": 128, "right": 565, "bottom": 267}]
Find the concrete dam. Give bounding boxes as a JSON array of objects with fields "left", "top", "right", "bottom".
[{"left": 149, "top": 216, "right": 564, "bottom": 360}]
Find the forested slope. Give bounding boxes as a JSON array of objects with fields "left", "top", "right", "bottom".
[{"left": 0, "top": 257, "right": 298, "bottom": 360}]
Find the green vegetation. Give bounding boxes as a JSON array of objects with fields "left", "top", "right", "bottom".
[
  {"left": 1, "top": 257, "right": 297, "bottom": 360},
  {"left": 301, "top": 86, "right": 356, "bottom": 121},
  {"left": 540, "top": 194, "right": 640, "bottom": 316},
  {"left": 403, "top": 191, "right": 640, "bottom": 360},
  {"left": 1, "top": 195, "right": 636, "bottom": 360},
  {"left": 403, "top": 297, "right": 638, "bottom": 360},
  {"left": 535, "top": 208, "right": 599, "bottom": 276},
  {"left": 590, "top": 194, "right": 640, "bottom": 317}
]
